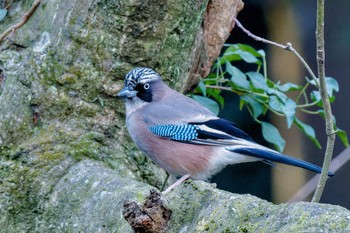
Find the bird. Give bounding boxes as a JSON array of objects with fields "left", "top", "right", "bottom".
[{"left": 118, "top": 67, "right": 334, "bottom": 193}]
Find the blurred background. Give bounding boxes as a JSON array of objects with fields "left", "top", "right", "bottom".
[{"left": 211, "top": 0, "right": 350, "bottom": 208}]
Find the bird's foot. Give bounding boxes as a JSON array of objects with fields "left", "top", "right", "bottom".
[
  {"left": 160, "top": 172, "right": 170, "bottom": 192},
  {"left": 162, "top": 173, "right": 191, "bottom": 195}
]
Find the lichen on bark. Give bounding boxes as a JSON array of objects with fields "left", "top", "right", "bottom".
[
  {"left": 0, "top": 0, "right": 349, "bottom": 232},
  {"left": 0, "top": 0, "right": 211, "bottom": 230}
]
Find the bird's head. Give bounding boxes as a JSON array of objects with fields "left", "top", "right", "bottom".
[{"left": 118, "top": 67, "right": 161, "bottom": 103}]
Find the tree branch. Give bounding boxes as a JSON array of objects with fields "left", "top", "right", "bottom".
[
  {"left": 311, "top": 0, "right": 336, "bottom": 203},
  {"left": 234, "top": 18, "right": 319, "bottom": 87},
  {"left": 0, "top": 0, "right": 42, "bottom": 43}
]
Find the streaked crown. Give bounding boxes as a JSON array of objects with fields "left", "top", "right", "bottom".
[{"left": 124, "top": 67, "right": 161, "bottom": 88}]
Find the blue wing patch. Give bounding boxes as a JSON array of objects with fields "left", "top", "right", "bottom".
[{"left": 149, "top": 124, "right": 199, "bottom": 141}]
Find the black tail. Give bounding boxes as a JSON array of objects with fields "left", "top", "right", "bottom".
[{"left": 228, "top": 147, "right": 334, "bottom": 176}]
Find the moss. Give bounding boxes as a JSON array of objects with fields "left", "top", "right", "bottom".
[
  {"left": 67, "top": 133, "right": 102, "bottom": 160},
  {"left": 39, "top": 149, "right": 65, "bottom": 162},
  {"left": 0, "top": 51, "right": 33, "bottom": 148},
  {"left": 136, "top": 191, "right": 146, "bottom": 202},
  {"left": 223, "top": 227, "right": 235, "bottom": 233},
  {"left": 0, "top": 156, "right": 49, "bottom": 230},
  {"left": 56, "top": 73, "right": 78, "bottom": 85}
]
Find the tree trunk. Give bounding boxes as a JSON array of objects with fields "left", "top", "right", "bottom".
[{"left": 0, "top": 0, "right": 349, "bottom": 232}]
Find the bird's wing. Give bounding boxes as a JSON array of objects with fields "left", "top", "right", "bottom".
[
  {"left": 142, "top": 89, "right": 218, "bottom": 125},
  {"left": 142, "top": 89, "right": 254, "bottom": 146},
  {"left": 148, "top": 118, "right": 255, "bottom": 147},
  {"left": 148, "top": 119, "right": 334, "bottom": 176}
]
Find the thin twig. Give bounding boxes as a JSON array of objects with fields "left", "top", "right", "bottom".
[
  {"left": 302, "top": 90, "right": 309, "bottom": 104},
  {"left": 311, "top": 0, "right": 336, "bottom": 203},
  {"left": 262, "top": 54, "right": 267, "bottom": 81},
  {"left": 296, "top": 82, "right": 309, "bottom": 104},
  {"left": 234, "top": 18, "right": 319, "bottom": 87},
  {"left": 0, "top": 0, "right": 42, "bottom": 43},
  {"left": 5, "top": 0, "right": 15, "bottom": 10},
  {"left": 287, "top": 44, "right": 319, "bottom": 88},
  {"left": 206, "top": 85, "right": 269, "bottom": 98},
  {"left": 207, "top": 84, "right": 287, "bottom": 117},
  {"left": 297, "top": 100, "right": 318, "bottom": 108},
  {"left": 299, "top": 109, "right": 321, "bottom": 115},
  {"left": 234, "top": 18, "right": 289, "bottom": 50}
]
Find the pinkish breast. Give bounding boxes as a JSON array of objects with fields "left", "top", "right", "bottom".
[{"left": 126, "top": 113, "right": 214, "bottom": 178}]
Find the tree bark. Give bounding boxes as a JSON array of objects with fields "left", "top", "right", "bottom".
[{"left": 0, "top": 0, "right": 349, "bottom": 232}]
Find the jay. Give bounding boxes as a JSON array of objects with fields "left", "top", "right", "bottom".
[{"left": 118, "top": 67, "right": 333, "bottom": 193}]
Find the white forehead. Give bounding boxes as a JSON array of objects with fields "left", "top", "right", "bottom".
[{"left": 125, "top": 67, "right": 161, "bottom": 86}]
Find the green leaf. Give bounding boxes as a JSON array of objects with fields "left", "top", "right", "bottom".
[
  {"left": 336, "top": 128, "right": 349, "bottom": 147},
  {"left": 268, "top": 96, "right": 296, "bottom": 128},
  {"left": 257, "top": 49, "right": 266, "bottom": 57},
  {"left": 221, "top": 52, "right": 242, "bottom": 62},
  {"left": 239, "top": 99, "right": 245, "bottom": 111},
  {"left": 198, "top": 79, "right": 206, "bottom": 96},
  {"left": 310, "top": 91, "right": 323, "bottom": 107},
  {"left": 310, "top": 89, "right": 336, "bottom": 106},
  {"left": 317, "top": 109, "right": 337, "bottom": 125},
  {"left": 202, "top": 76, "right": 219, "bottom": 86},
  {"left": 192, "top": 95, "right": 220, "bottom": 115},
  {"left": 206, "top": 72, "right": 217, "bottom": 79},
  {"left": 223, "top": 44, "right": 262, "bottom": 64},
  {"left": 234, "top": 50, "right": 260, "bottom": 64},
  {"left": 308, "top": 77, "right": 339, "bottom": 97},
  {"left": 222, "top": 46, "right": 242, "bottom": 62},
  {"left": 246, "top": 71, "right": 269, "bottom": 92},
  {"left": 0, "top": 9, "right": 7, "bottom": 22},
  {"left": 329, "top": 95, "right": 336, "bottom": 103},
  {"left": 261, "top": 121, "right": 286, "bottom": 152},
  {"left": 226, "top": 62, "right": 250, "bottom": 89},
  {"left": 295, "top": 118, "right": 321, "bottom": 149},
  {"left": 235, "top": 43, "right": 262, "bottom": 57},
  {"left": 207, "top": 88, "right": 224, "bottom": 108},
  {"left": 214, "top": 94, "right": 225, "bottom": 108},
  {"left": 316, "top": 109, "right": 325, "bottom": 118},
  {"left": 276, "top": 82, "right": 302, "bottom": 92},
  {"left": 307, "top": 77, "right": 318, "bottom": 86},
  {"left": 268, "top": 89, "right": 288, "bottom": 103},
  {"left": 240, "top": 95, "right": 264, "bottom": 119},
  {"left": 283, "top": 98, "right": 297, "bottom": 128},
  {"left": 325, "top": 77, "right": 339, "bottom": 96},
  {"left": 266, "top": 79, "right": 276, "bottom": 87},
  {"left": 269, "top": 95, "right": 284, "bottom": 112}
]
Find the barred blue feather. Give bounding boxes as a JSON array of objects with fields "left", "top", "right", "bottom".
[{"left": 149, "top": 124, "right": 199, "bottom": 141}]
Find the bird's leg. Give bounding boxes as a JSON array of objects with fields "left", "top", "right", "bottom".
[
  {"left": 160, "top": 172, "right": 170, "bottom": 192},
  {"left": 162, "top": 173, "right": 191, "bottom": 195}
]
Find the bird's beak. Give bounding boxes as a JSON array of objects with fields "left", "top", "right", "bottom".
[{"left": 117, "top": 86, "right": 138, "bottom": 98}]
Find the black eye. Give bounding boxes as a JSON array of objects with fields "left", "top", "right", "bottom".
[{"left": 143, "top": 83, "right": 150, "bottom": 90}]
